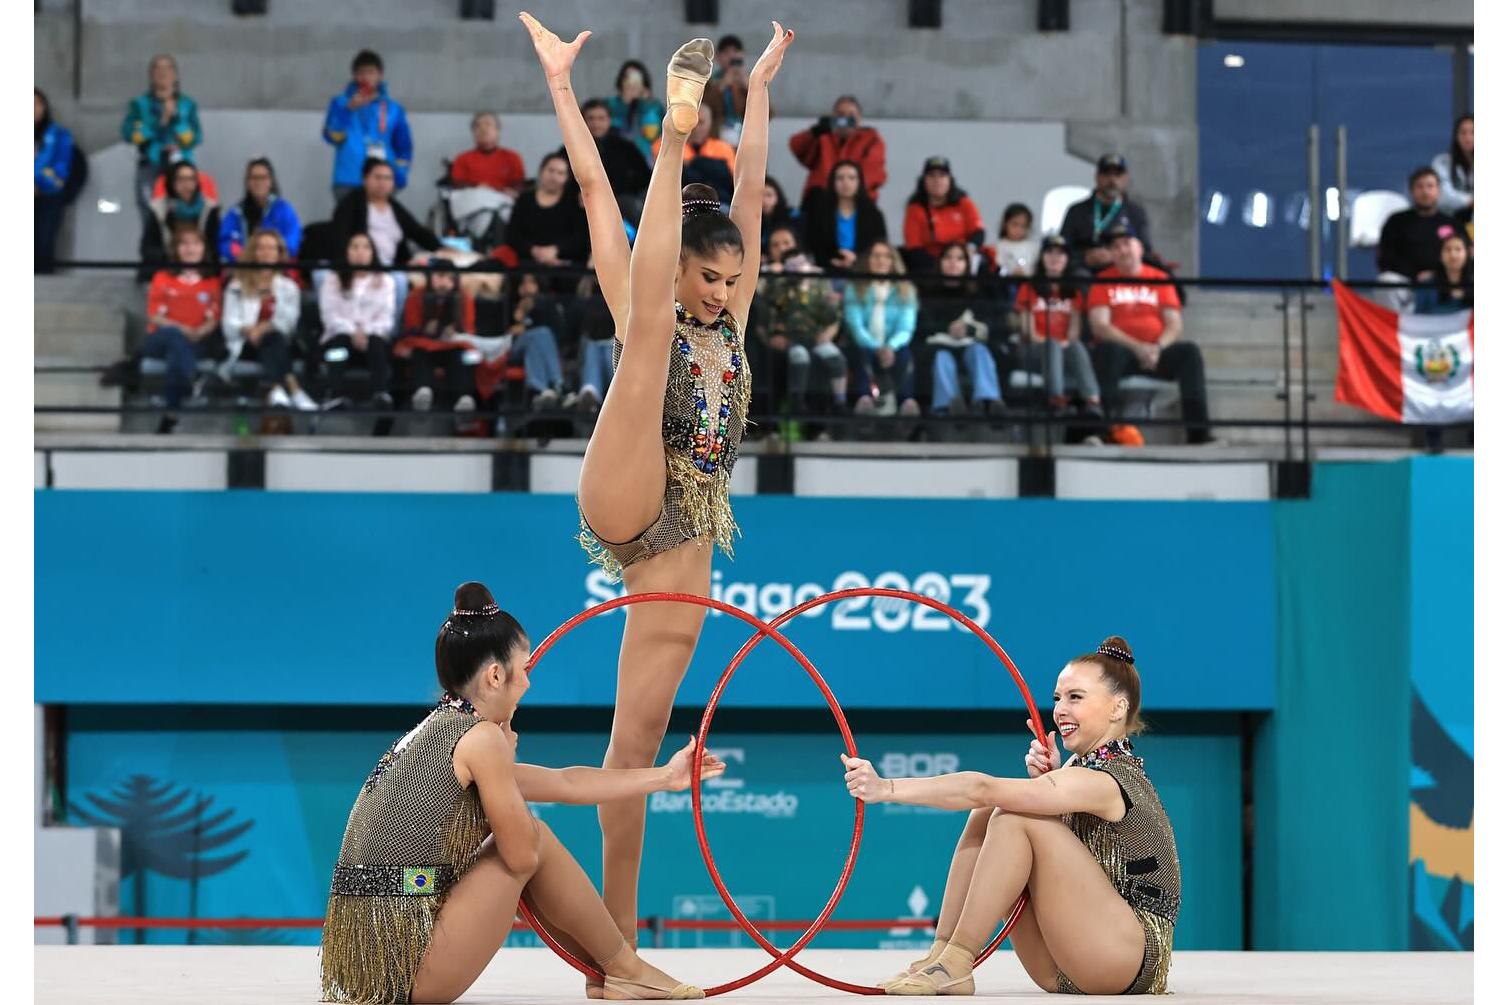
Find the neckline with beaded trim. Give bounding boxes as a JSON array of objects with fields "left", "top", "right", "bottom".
[
  {"left": 675, "top": 301, "right": 729, "bottom": 332},
  {"left": 1077, "top": 737, "right": 1137, "bottom": 770},
  {"left": 438, "top": 692, "right": 484, "bottom": 719}
]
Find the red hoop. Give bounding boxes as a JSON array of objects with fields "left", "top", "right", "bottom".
[
  {"left": 516, "top": 591, "right": 863, "bottom": 993},
  {"left": 692, "top": 588, "right": 1046, "bottom": 994}
]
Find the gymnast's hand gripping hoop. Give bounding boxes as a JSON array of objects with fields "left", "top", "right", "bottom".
[{"left": 516, "top": 589, "right": 1049, "bottom": 995}]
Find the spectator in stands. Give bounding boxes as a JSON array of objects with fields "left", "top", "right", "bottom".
[
  {"left": 503, "top": 272, "right": 568, "bottom": 410},
  {"left": 35, "top": 88, "right": 75, "bottom": 275},
  {"left": 323, "top": 50, "right": 413, "bottom": 203},
  {"left": 804, "top": 161, "right": 888, "bottom": 273},
  {"left": 222, "top": 228, "right": 315, "bottom": 411},
  {"left": 902, "top": 156, "right": 985, "bottom": 271},
  {"left": 399, "top": 258, "right": 477, "bottom": 413},
  {"left": 450, "top": 112, "right": 527, "bottom": 196},
  {"left": 917, "top": 243, "right": 1005, "bottom": 418},
  {"left": 706, "top": 34, "right": 747, "bottom": 144},
  {"left": 844, "top": 240, "right": 919, "bottom": 416},
  {"left": 606, "top": 59, "right": 665, "bottom": 166},
  {"left": 1060, "top": 154, "right": 1154, "bottom": 276},
  {"left": 791, "top": 95, "right": 886, "bottom": 209},
  {"left": 761, "top": 178, "right": 798, "bottom": 252},
  {"left": 765, "top": 223, "right": 801, "bottom": 269},
  {"left": 759, "top": 246, "right": 846, "bottom": 417},
  {"left": 219, "top": 158, "right": 303, "bottom": 262},
  {"left": 120, "top": 54, "right": 202, "bottom": 219},
  {"left": 572, "top": 275, "right": 616, "bottom": 412},
  {"left": 1415, "top": 233, "right": 1473, "bottom": 315},
  {"left": 318, "top": 231, "right": 396, "bottom": 411},
  {"left": 1013, "top": 234, "right": 1101, "bottom": 417},
  {"left": 1432, "top": 114, "right": 1473, "bottom": 221},
  {"left": 1376, "top": 167, "right": 1464, "bottom": 313},
  {"left": 579, "top": 98, "right": 651, "bottom": 219},
  {"left": 1086, "top": 226, "right": 1211, "bottom": 445},
  {"left": 333, "top": 158, "right": 441, "bottom": 326},
  {"left": 141, "top": 161, "right": 220, "bottom": 273},
  {"left": 994, "top": 203, "right": 1036, "bottom": 277},
  {"left": 651, "top": 104, "right": 738, "bottom": 205},
  {"left": 143, "top": 223, "right": 221, "bottom": 434},
  {"left": 505, "top": 152, "right": 590, "bottom": 271}
]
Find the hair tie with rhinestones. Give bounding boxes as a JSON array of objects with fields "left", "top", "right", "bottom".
[
  {"left": 452, "top": 603, "right": 499, "bottom": 618},
  {"left": 1098, "top": 644, "right": 1134, "bottom": 665},
  {"left": 683, "top": 198, "right": 721, "bottom": 216}
]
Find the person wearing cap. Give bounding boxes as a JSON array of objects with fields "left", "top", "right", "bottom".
[
  {"left": 1013, "top": 233, "right": 1102, "bottom": 418},
  {"left": 1085, "top": 227, "right": 1212, "bottom": 445},
  {"left": 790, "top": 95, "right": 887, "bottom": 207},
  {"left": 902, "top": 156, "right": 985, "bottom": 271},
  {"left": 1059, "top": 154, "right": 1154, "bottom": 276}
]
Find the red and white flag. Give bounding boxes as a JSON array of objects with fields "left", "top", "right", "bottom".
[{"left": 1333, "top": 280, "right": 1473, "bottom": 423}]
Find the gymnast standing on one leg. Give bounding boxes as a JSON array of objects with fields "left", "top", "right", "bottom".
[
  {"left": 520, "top": 10, "right": 795, "bottom": 985},
  {"left": 319, "top": 582, "right": 722, "bottom": 1004},
  {"left": 841, "top": 637, "right": 1180, "bottom": 997}
]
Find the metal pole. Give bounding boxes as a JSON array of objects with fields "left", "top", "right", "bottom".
[
  {"left": 1279, "top": 288, "right": 1292, "bottom": 464},
  {"left": 1335, "top": 125, "right": 1349, "bottom": 280},
  {"left": 1308, "top": 124, "right": 1322, "bottom": 281},
  {"left": 1299, "top": 288, "right": 1312, "bottom": 466}
]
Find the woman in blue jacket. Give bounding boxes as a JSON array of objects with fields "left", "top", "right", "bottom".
[
  {"left": 119, "top": 54, "right": 201, "bottom": 218},
  {"left": 843, "top": 240, "right": 921, "bottom": 416},
  {"left": 322, "top": 49, "right": 414, "bottom": 204},
  {"left": 35, "top": 88, "right": 74, "bottom": 274},
  {"left": 219, "top": 158, "right": 303, "bottom": 262}
]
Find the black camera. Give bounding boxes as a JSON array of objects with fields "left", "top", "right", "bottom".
[{"left": 830, "top": 115, "right": 856, "bottom": 130}]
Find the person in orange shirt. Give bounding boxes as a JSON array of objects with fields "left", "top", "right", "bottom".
[
  {"left": 143, "top": 223, "right": 221, "bottom": 432},
  {"left": 902, "top": 156, "right": 984, "bottom": 271},
  {"left": 449, "top": 112, "right": 526, "bottom": 196},
  {"left": 651, "top": 103, "right": 736, "bottom": 203},
  {"left": 1085, "top": 226, "right": 1211, "bottom": 444}
]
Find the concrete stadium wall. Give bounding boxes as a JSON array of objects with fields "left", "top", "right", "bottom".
[{"left": 1211, "top": 0, "right": 1472, "bottom": 26}]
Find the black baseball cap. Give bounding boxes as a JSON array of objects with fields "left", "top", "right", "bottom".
[
  {"left": 923, "top": 155, "right": 952, "bottom": 174},
  {"left": 1096, "top": 153, "right": 1128, "bottom": 174},
  {"left": 1041, "top": 234, "right": 1069, "bottom": 252},
  {"left": 1100, "top": 223, "right": 1134, "bottom": 245}
]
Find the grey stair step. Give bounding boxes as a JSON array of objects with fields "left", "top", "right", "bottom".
[{"left": 34, "top": 372, "right": 121, "bottom": 433}]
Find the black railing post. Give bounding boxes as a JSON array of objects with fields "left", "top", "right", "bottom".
[{"left": 63, "top": 913, "right": 79, "bottom": 945}]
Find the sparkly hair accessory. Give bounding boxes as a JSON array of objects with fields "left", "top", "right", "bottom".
[
  {"left": 682, "top": 198, "right": 721, "bottom": 216},
  {"left": 1098, "top": 644, "right": 1134, "bottom": 665},
  {"left": 452, "top": 603, "right": 499, "bottom": 618}
]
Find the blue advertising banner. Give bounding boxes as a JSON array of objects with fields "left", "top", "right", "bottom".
[{"left": 35, "top": 491, "right": 1275, "bottom": 709}]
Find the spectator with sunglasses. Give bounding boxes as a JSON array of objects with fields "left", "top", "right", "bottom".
[{"left": 1059, "top": 154, "right": 1154, "bottom": 277}]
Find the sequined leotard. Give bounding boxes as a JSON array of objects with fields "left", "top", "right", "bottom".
[
  {"left": 578, "top": 303, "right": 751, "bottom": 580},
  {"left": 1057, "top": 739, "right": 1180, "bottom": 995},
  {"left": 320, "top": 697, "right": 490, "bottom": 1004}
]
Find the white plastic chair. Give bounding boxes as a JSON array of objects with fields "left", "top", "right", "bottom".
[
  {"left": 1040, "top": 185, "right": 1091, "bottom": 236},
  {"left": 1348, "top": 190, "right": 1410, "bottom": 248}
]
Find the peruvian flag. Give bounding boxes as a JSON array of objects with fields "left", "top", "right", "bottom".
[{"left": 1333, "top": 280, "right": 1473, "bottom": 423}]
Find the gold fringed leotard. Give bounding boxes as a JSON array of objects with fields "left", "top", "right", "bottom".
[
  {"left": 578, "top": 302, "right": 751, "bottom": 581},
  {"left": 320, "top": 696, "right": 491, "bottom": 1004},
  {"left": 1056, "top": 739, "right": 1181, "bottom": 995}
]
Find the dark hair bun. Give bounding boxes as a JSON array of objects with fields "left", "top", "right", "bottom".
[
  {"left": 1100, "top": 636, "right": 1134, "bottom": 661},
  {"left": 682, "top": 182, "right": 722, "bottom": 216},
  {"left": 454, "top": 581, "right": 496, "bottom": 613}
]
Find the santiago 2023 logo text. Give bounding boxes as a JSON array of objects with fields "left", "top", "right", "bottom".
[{"left": 586, "top": 570, "right": 992, "bottom": 631}]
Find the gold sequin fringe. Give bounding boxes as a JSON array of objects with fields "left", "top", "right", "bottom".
[
  {"left": 663, "top": 451, "right": 739, "bottom": 558},
  {"left": 319, "top": 894, "right": 439, "bottom": 1004}
]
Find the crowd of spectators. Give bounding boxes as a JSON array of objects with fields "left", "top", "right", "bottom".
[{"left": 35, "top": 44, "right": 1471, "bottom": 443}]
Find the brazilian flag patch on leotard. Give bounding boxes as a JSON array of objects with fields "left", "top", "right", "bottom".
[{"left": 402, "top": 867, "right": 435, "bottom": 895}]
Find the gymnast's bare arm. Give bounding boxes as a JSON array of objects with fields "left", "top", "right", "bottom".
[
  {"left": 841, "top": 754, "right": 1126, "bottom": 821},
  {"left": 454, "top": 721, "right": 540, "bottom": 874},
  {"left": 514, "top": 737, "right": 726, "bottom": 805}
]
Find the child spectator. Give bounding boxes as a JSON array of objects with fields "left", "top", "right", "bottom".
[
  {"left": 450, "top": 112, "right": 527, "bottom": 196},
  {"left": 323, "top": 50, "right": 413, "bottom": 203},
  {"left": 605, "top": 59, "right": 666, "bottom": 166},
  {"left": 143, "top": 224, "right": 221, "bottom": 433},
  {"left": 120, "top": 54, "right": 201, "bottom": 218},
  {"left": 35, "top": 88, "right": 75, "bottom": 274},
  {"left": 995, "top": 203, "right": 1036, "bottom": 277},
  {"left": 1086, "top": 226, "right": 1211, "bottom": 445},
  {"left": 142, "top": 161, "right": 220, "bottom": 274},
  {"left": 902, "top": 156, "right": 985, "bottom": 271},
  {"left": 1414, "top": 233, "right": 1473, "bottom": 315},
  {"left": 397, "top": 259, "right": 477, "bottom": 413},
  {"left": 1013, "top": 234, "right": 1102, "bottom": 417},
  {"left": 318, "top": 231, "right": 396, "bottom": 410},
  {"left": 917, "top": 243, "right": 1005, "bottom": 417},
  {"left": 505, "top": 152, "right": 590, "bottom": 271},
  {"left": 1432, "top": 114, "right": 1472, "bottom": 221},
  {"left": 222, "top": 228, "right": 315, "bottom": 411},
  {"left": 791, "top": 95, "right": 886, "bottom": 206},
  {"left": 843, "top": 240, "right": 919, "bottom": 416},
  {"left": 219, "top": 158, "right": 302, "bottom": 262},
  {"left": 803, "top": 161, "right": 888, "bottom": 273}
]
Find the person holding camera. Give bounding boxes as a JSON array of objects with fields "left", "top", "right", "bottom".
[
  {"left": 790, "top": 94, "right": 886, "bottom": 210},
  {"left": 322, "top": 50, "right": 414, "bottom": 205},
  {"left": 605, "top": 59, "right": 667, "bottom": 166},
  {"left": 706, "top": 35, "right": 748, "bottom": 145}
]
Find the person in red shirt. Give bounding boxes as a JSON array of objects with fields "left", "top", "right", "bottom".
[
  {"left": 790, "top": 95, "right": 886, "bottom": 208},
  {"left": 396, "top": 259, "right": 478, "bottom": 414},
  {"left": 143, "top": 222, "right": 222, "bottom": 432},
  {"left": 1085, "top": 225, "right": 1211, "bottom": 444},
  {"left": 902, "top": 156, "right": 985, "bottom": 271},
  {"left": 449, "top": 112, "right": 526, "bottom": 195},
  {"left": 1013, "top": 234, "right": 1101, "bottom": 416}
]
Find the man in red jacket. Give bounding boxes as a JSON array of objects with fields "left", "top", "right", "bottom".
[{"left": 790, "top": 95, "right": 886, "bottom": 209}]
